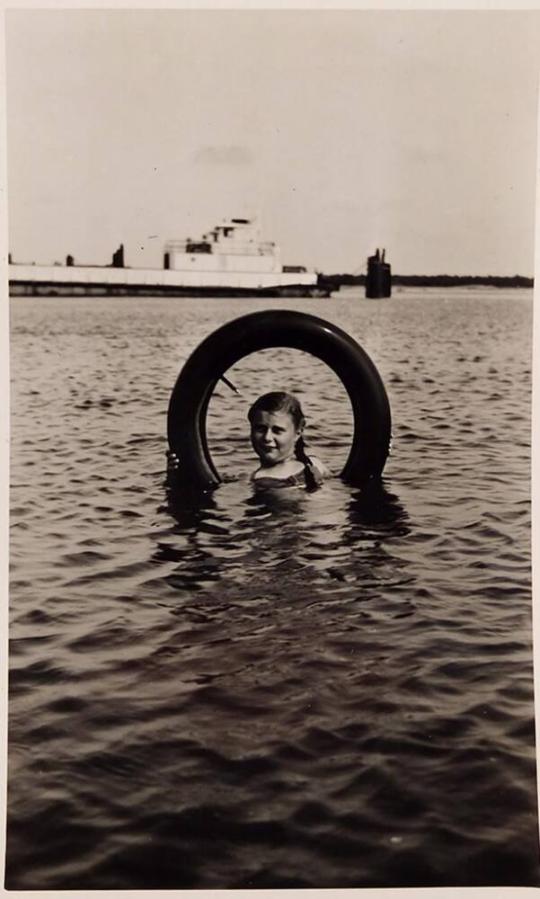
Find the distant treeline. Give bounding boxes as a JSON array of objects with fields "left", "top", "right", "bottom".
[{"left": 321, "top": 273, "right": 534, "bottom": 289}]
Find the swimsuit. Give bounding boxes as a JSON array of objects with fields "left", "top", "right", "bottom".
[{"left": 253, "top": 463, "right": 324, "bottom": 490}]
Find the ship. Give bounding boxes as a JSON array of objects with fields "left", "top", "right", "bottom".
[
  {"left": 365, "top": 248, "right": 391, "bottom": 298},
  {"left": 8, "top": 217, "right": 335, "bottom": 298}
]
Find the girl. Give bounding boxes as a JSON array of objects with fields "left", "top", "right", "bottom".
[{"left": 248, "top": 391, "right": 328, "bottom": 490}]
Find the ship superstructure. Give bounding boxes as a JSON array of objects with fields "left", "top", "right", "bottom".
[{"left": 165, "top": 218, "right": 282, "bottom": 275}]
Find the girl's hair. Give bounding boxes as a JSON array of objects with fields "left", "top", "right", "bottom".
[{"left": 248, "top": 392, "right": 317, "bottom": 488}]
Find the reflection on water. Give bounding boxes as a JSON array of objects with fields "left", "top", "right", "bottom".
[
  {"left": 164, "top": 477, "right": 411, "bottom": 598},
  {"left": 7, "top": 288, "right": 538, "bottom": 889}
]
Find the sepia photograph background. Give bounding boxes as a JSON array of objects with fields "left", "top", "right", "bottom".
[{"left": 2, "top": 5, "right": 539, "bottom": 896}]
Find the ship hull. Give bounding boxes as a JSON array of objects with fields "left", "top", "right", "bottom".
[
  {"left": 8, "top": 264, "right": 333, "bottom": 298},
  {"left": 9, "top": 280, "right": 331, "bottom": 298}
]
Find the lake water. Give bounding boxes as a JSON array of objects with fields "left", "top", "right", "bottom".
[{"left": 7, "top": 286, "right": 538, "bottom": 889}]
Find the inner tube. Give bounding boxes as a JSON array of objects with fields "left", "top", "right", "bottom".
[{"left": 167, "top": 309, "right": 391, "bottom": 490}]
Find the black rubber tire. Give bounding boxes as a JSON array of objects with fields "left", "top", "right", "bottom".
[{"left": 167, "top": 309, "right": 391, "bottom": 489}]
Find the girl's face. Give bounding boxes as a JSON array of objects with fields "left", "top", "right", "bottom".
[{"left": 250, "top": 410, "right": 302, "bottom": 467}]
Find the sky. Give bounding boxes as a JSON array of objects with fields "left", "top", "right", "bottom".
[{"left": 4, "top": 8, "right": 540, "bottom": 277}]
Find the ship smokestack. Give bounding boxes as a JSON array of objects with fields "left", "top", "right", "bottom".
[{"left": 112, "top": 244, "right": 125, "bottom": 268}]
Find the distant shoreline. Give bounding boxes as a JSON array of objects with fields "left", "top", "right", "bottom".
[{"left": 321, "top": 274, "right": 533, "bottom": 289}]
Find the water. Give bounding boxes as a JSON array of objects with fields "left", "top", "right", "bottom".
[{"left": 7, "top": 286, "right": 538, "bottom": 889}]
